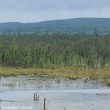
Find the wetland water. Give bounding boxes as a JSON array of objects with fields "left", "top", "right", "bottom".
[{"left": 0, "top": 76, "right": 110, "bottom": 110}]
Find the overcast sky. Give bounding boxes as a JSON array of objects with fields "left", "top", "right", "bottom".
[{"left": 0, "top": 0, "right": 110, "bottom": 22}]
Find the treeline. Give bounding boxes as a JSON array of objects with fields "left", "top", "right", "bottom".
[{"left": 0, "top": 33, "right": 110, "bottom": 68}]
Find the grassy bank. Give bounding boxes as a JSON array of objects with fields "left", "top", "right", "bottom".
[{"left": 0, "top": 67, "right": 110, "bottom": 85}]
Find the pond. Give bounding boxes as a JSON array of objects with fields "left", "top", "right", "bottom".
[{"left": 0, "top": 76, "right": 110, "bottom": 110}]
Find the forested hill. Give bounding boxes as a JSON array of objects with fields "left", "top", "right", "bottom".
[{"left": 0, "top": 18, "right": 110, "bottom": 34}]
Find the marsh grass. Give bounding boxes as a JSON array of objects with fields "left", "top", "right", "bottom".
[{"left": 0, "top": 66, "right": 110, "bottom": 86}]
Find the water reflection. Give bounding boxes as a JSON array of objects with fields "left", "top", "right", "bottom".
[{"left": 0, "top": 76, "right": 107, "bottom": 91}]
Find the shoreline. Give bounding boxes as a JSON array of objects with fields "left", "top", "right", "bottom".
[{"left": 0, "top": 67, "right": 110, "bottom": 86}]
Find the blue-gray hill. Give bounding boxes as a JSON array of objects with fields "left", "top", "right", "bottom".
[{"left": 0, "top": 18, "right": 110, "bottom": 34}]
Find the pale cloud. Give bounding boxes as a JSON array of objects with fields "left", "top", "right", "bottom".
[{"left": 0, "top": 0, "right": 110, "bottom": 22}]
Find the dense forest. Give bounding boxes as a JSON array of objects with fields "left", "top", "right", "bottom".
[{"left": 0, "top": 33, "right": 110, "bottom": 69}]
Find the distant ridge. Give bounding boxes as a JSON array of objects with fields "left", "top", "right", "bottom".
[{"left": 0, "top": 18, "right": 110, "bottom": 34}]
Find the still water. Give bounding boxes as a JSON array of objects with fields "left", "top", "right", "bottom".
[{"left": 0, "top": 76, "right": 110, "bottom": 110}]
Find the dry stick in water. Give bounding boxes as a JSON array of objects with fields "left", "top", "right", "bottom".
[
  {"left": 34, "top": 93, "right": 39, "bottom": 101},
  {"left": 36, "top": 93, "right": 39, "bottom": 101},
  {"left": 36, "top": 93, "right": 38, "bottom": 101},
  {"left": 34, "top": 93, "right": 36, "bottom": 101},
  {"left": 44, "top": 98, "right": 46, "bottom": 110}
]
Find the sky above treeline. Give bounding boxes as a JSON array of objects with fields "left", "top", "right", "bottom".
[{"left": 0, "top": 0, "right": 110, "bottom": 22}]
